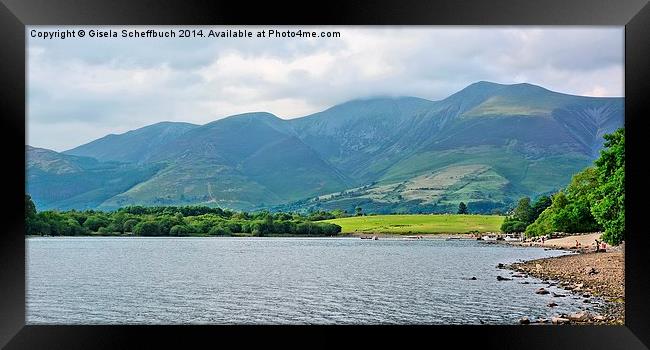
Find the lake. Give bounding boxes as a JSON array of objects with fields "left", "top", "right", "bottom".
[{"left": 26, "top": 237, "right": 598, "bottom": 324}]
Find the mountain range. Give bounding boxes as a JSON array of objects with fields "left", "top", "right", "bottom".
[{"left": 27, "top": 81, "right": 624, "bottom": 213}]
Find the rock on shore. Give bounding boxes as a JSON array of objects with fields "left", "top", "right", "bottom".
[{"left": 508, "top": 250, "right": 624, "bottom": 325}]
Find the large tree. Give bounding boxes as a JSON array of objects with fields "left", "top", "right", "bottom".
[
  {"left": 513, "top": 197, "right": 534, "bottom": 224},
  {"left": 25, "top": 194, "right": 37, "bottom": 235},
  {"left": 592, "top": 128, "right": 625, "bottom": 245},
  {"left": 457, "top": 202, "right": 468, "bottom": 214},
  {"left": 532, "top": 195, "right": 552, "bottom": 219},
  {"left": 524, "top": 129, "right": 623, "bottom": 243}
]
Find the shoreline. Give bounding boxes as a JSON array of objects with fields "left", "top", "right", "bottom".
[
  {"left": 26, "top": 232, "right": 479, "bottom": 239},
  {"left": 345, "top": 232, "right": 476, "bottom": 239},
  {"left": 503, "top": 239, "right": 624, "bottom": 325}
]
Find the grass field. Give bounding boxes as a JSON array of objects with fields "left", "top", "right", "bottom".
[{"left": 323, "top": 214, "right": 505, "bottom": 234}]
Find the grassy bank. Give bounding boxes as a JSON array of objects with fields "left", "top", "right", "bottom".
[{"left": 323, "top": 214, "right": 505, "bottom": 234}]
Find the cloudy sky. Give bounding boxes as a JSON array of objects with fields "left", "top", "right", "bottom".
[{"left": 28, "top": 26, "right": 624, "bottom": 151}]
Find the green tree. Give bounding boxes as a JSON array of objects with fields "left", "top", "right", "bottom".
[
  {"left": 170, "top": 225, "right": 190, "bottom": 236},
  {"left": 501, "top": 197, "right": 535, "bottom": 233},
  {"left": 549, "top": 169, "right": 601, "bottom": 233},
  {"left": 457, "top": 202, "right": 468, "bottom": 214},
  {"left": 25, "top": 194, "right": 37, "bottom": 235},
  {"left": 123, "top": 219, "right": 140, "bottom": 233},
  {"left": 512, "top": 197, "right": 534, "bottom": 225},
  {"left": 532, "top": 195, "right": 552, "bottom": 219},
  {"left": 591, "top": 128, "right": 625, "bottom": 245},
  {"left": 525, "top": 207, "right": 554, "bottom": 236},
  {"left": 355, "top": 206, "right": 363, "bottom": 216},
  {"left": 501, "top": 218, "right": 528, "bottom": 233},
  {"left": 133, "top": 221, "right": 161, "bottom": 236},
  {"left": 208, "top": 225, "right": 231, "bottom": 236},
  {"left": 83, "top": 215, "right": 110, "bottom": 232}
]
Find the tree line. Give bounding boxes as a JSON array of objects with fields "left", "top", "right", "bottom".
[
  {"left": 25, "top": 202, "right": 343, "bottom": 237},
  {"left": 500, "top": 128, "right": 625, "bottom": 245}
]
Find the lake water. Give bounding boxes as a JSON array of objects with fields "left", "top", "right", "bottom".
[{"left": 26, "top": 237, "right": 599, "bottom": 324}]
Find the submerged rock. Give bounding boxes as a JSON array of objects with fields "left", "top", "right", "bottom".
[
  {"left": 548, "top": 302, "right": 558, "bottom": 307},
  {"left": 535, "top": 288, "right": 550, "bottom": 295},
  {"left": 519, "top": 317, "right": 530, "bottom": 325},
  {"left": 497, "top": 276, "right": 512, "bottom": 281}
]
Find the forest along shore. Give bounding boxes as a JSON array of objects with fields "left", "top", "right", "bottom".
[{"left": 505, "top": 233, "right": 624, "bottom": 325}]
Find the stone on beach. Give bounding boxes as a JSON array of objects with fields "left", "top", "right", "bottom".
[
  {"left": 504, "top": 239, "right": 624, "bottom": 325},
  {"left": 551, "top": 317, "right": 570, "bottom": 325},
  {"left": 519, "top": 317, "right": 530, "bottom": 325},
  {"left": 568, "top": 311, "right": 592, "bottom": 322}
]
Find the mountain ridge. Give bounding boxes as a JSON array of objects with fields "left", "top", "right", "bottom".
[{"left": 29, "top": 81, "right": 624, "bottom": 213}]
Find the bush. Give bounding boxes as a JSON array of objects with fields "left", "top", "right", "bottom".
[
  {"left": 133, "top": 221, "right": 162, "bottom": 236},
  {"left": 170, "top": 225, "right": 190, "bottom": 236},
  {"left": 31, "top": 219, "right": 51, "bottom": 236},
  {"left": 123, "top": 219, "right": 140, "bottom": 232},
  {"left": 501, "top": 218, "right": 527, "bottom": 233},
  {"left": 97, "top": 227, "right": 112, "bottom": 235},
  {"left": 525, "top": 208, "right": 554, "bottom": 237},
  {"left": 83, "top": 215, "right": 110, "bottom": 232},
  {"left": 208, "top": 225, "right": 232, "bottom": 236}
]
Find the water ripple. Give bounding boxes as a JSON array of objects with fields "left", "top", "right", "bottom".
[{"left": 27, "top": 237, "right": 596, "bottom": 324}]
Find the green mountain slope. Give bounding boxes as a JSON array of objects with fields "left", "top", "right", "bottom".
[
  {"left": 29, "top": 81, "right": 624, "bottom": 213},
  {"left": 64, "top": 121, "right": 198, "bottom": 163},
  {"left": 95, "top": 113, "right": 351, "bottom": 210},
  {"left": 26, "top": 146, "right": 163, "bottom": 210}
]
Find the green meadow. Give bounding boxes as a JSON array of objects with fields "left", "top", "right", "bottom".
[{"left": 323, "top": 214, "right": 505, "bottom": 234}]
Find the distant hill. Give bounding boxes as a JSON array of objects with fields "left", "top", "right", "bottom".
[
  {"left": 27, "top": 146, "right": 163, "bottom": 210},
  {"left": 65, "top": 121, "right": 198, "bottom": 163},
  {"left": 27, "top": 81, "right": 624, "bottom": 213}
]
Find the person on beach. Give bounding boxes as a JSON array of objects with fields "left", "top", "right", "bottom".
[{"left": 595, "top": 239, "right": 601, "bottom": 252}]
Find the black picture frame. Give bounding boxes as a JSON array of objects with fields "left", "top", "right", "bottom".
[{"left": 1, "top": 0, "right": 649, "bottom": 348}]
